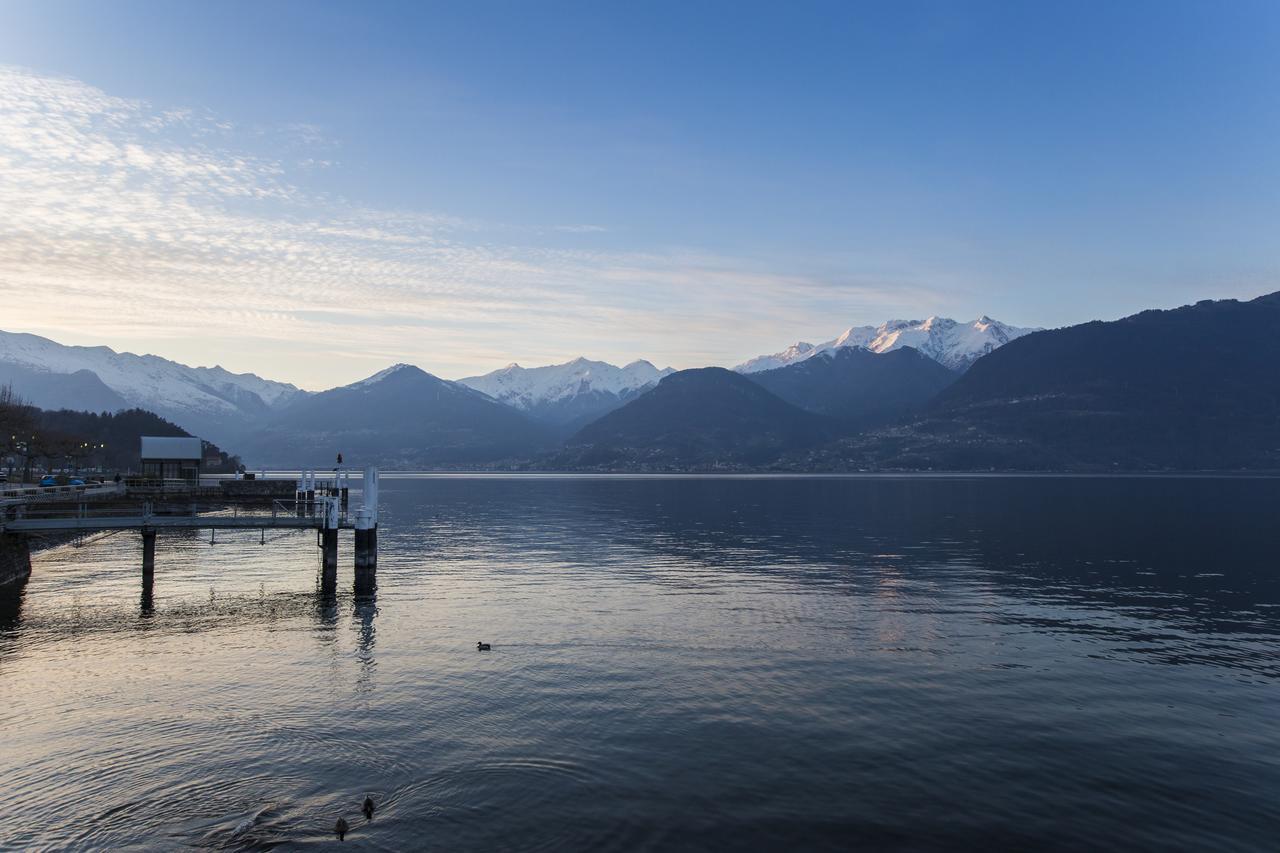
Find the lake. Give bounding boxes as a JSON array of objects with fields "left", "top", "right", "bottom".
[{"left": 2, "top": 475, "right": 1279, "bottom": 851}]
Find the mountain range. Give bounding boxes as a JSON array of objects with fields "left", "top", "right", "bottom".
[
  {"left": 237, "top": 364, "right": 553, "bottom": 467},
  {"left": 563, "top": 368, "right": 836, "bottom": 467},
  {"left": 749, "top": 346, "right": 958, "bottom": 428},
  {"left": 567, "top": 293, "right": 1280, "bottom": 471},
  {"left": 0, "top": 312, "right": 1023, "bottom": 448},
  {"left": 4, "top": 295, "right": 1277, "bottom": 471},
  {"left": 0, "top": 330, "right": 304, "bottom": 446},
  {"left": 906, "top": 292, "right": 1280, "bottom": 469},
  {"left": 735, "top": 316, "right": 1039, "bottom": 373},
  {"left": 458, "top": 357, "right": 674, "bottom": 433}
]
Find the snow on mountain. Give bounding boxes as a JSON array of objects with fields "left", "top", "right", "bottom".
[
  {"left": 735, "top": 316, "right": 1039, "bottom": 373},
  {"left": 242, "top": 363, "right": 553, "bottom": 467},
  {"left": 338, "top": 362, "right": 498, "bottom": 404},
  {"left": 459, "top": 357, "right": 674, "bottom": 410},
  {"left": 346, "top": 363, "right": 416, "bottom": 389},
  {"left": 738, "top": 341, "right": 818, "bottom": 374},
  {"left": 0, "top": 329, "right": 306, "bottom": 427}
]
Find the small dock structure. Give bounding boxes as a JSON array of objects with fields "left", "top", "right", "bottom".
[
  {"left": 139, "top": 435, "right": 203, "bottom": 484},
  {"left": 1, "top": 468, "right": 381, "bottom": 597}
]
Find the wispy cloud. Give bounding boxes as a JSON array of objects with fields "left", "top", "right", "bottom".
[
  {"left": 0, "top": 66, "right": 937, "bottom": 387},
  {"left": 553, "top": 224, "right": 608, "bottom": 233}
]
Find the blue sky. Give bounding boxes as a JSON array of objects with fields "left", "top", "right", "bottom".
[{"left": 1, "top": 1, "right": 1277, "bottom": 387}]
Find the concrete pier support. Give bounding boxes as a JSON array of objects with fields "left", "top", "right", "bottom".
[
  {"left": 319, "top": 496, "right": 339, "bottom": 595},
  {"left": 141, "top": 528, "right": 156, "bottom": 602},
  {"left": 320, "top": 529, "right": 338, "bottom": 593},
  {"left": 354, "top": 514, "right": 377, "bottom": 594},
  {"left": 353, "top": 467, "right": 379, "bottom": 595}
]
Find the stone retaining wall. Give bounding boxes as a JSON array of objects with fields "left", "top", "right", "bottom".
[{"left": 0, "top": 534, "right": 31, "bottom": 588}]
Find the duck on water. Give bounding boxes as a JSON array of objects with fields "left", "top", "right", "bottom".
[{"left": 334, "top": 796, "right": 376, "bottom": 841}]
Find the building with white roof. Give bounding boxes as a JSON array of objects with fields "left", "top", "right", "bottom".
[{"left": 140, "top": 436, "right": 203, "bottom": 482}]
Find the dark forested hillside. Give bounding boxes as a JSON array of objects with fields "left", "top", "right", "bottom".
[
  {"left": 564, "top": 367, "right": 835, "bottom": 467},
  {"left": 748, "top": 346, "right": 957, "bottom": 426},
  {"left": 240, "top": 364, "right": 553, "bottom": 467},
  {"left": 33, "top": 408, "right": 241, "bottom": 474},
  {"left": 812, "top": 293, "right": 1280, "bottom": 470},
  {"left": 0, "top": 395, "right": 241, "bottom": 478}
]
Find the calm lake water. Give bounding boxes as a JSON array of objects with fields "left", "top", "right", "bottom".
[{"left": 2, "top": 475, "right": 1279, "bottom": 851}]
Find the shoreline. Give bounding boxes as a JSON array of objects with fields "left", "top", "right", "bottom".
[{"left": 222, "top": 469, "right": 1280, "bottom": 480}]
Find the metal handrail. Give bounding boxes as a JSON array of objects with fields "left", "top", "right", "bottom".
[
  {"left": 0, "top": 481, "right": 125, "bottom": 503},
  {"left": 8, "top": 499, "right": 331, "bottom": 521}
]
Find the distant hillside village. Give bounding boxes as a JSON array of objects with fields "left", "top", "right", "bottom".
[{"left": 0, "top": 384, "right": 240, "bottom": 484}]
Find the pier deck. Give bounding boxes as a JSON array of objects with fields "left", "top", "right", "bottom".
[
  {"left": 1, "top": 468, "right": 381, "bottom": 596},
  {"left": 2, "top": 512, "right": 347, "bottom": 533}
]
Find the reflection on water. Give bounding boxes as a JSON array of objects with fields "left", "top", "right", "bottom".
[{"left": 2, "top": 475, "right": 1279, "bottom": 851}]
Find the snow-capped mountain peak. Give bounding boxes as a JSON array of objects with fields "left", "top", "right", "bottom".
[
  {"left": 736, "top": 315, "right": 1039, "bottom": 374},
  {"left": 0, "top": 329, "right": 306, "bottom": 425},
  {"left": 733, "top": 342, "right": 819, "bottom": 374},
  {"left": 347, "top": 363, "right": 418, "bottom": 388},
  {"left": 458, "top": 356, "right": 675, "bottom": 424},
  {"left": 622, "top": 359, "right": 661, "bottom": 373}
]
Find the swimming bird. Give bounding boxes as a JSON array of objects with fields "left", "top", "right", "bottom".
[
  {"left": 362, "top": 796, "right": 375, "bottom": 820},
  {"left": 477, "top": 641, "right": 491, "bottom": 651},
  {"left": 335, "top": 817, "right": 349, "bottom": 841}
]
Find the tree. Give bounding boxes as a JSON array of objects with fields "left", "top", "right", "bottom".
[{"left": 0, "top": 383, "right": 37, "bottom": 480}]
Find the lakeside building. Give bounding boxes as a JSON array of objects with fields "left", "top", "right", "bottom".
[{"left": 139, "top": 436, "right": 203, "bottom": 483}]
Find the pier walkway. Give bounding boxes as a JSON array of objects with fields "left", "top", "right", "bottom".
[
  {"left": 0, "top": 498, "right": 349, "bottom": 533},
  {"left": 0, "top": 469, "right": 381, "bottom": 596}
]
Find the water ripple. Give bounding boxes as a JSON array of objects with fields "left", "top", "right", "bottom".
[{"left": 3, "top": 476, "right": 1280, "bottom": 850}]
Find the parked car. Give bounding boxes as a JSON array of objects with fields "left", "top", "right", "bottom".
[
  {"left": 40, "top": 475, "right": 58, "bottom": 487},
  {"left": 69, "top": 477, "right": 86, "bottom": 486}
]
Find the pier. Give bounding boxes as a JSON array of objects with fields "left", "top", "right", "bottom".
[{"left": 0, "top": 468, "right": 381, "bottom": 597}]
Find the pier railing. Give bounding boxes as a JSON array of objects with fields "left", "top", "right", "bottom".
[
  {"left": 0, "top": 481, "right": 125, "bottom": 505},
  {"left": 2, "top": 467, "right": 380, "bottom": 596},
  {"left": 3, "top": 496, "right": 347, "bottom": 528}
]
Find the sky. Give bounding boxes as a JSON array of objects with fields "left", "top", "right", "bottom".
[{"left": 0, "top": 0, "right": 1277, "bottom": 389}]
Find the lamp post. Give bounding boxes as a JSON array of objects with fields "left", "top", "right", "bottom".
[{"left": 20, "top": 437, "right": 32, "bottom": 485}]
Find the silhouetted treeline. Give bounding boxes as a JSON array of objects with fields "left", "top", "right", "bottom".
[
  {"left": 1, "top": 386, "right": 241, "bottom": 478},
  {"left": 36, "top": 408, "right": 242, "bottom": 474}
]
